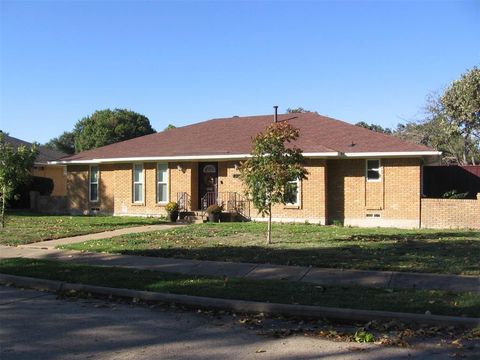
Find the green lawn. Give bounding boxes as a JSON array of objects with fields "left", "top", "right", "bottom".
[
  {"left": 62, "top": 222, "right": 480, "bottom": 275},
  {"left": 1, "top": 258, "right": 478, "bottom": 318},
  {"left": 0, "top": 212, "right": 164, "bottom": 245}
]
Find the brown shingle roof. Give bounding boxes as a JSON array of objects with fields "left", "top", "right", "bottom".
[
  {"left": 1, "top": 132, "right": 67, "bottom": 163},
  {"left": 61, "top": 113, "right": 436, "bottom": 162}
]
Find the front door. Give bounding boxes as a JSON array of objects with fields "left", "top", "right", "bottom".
[{"left": 198, "top": 162, "right": 218, "bottom": 209}]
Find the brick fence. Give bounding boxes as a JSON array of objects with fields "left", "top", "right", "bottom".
[
  {"left": 421, "top": 194, "right": 480, "bottom": 229},
  {"left": 30, "top": 191, "right": 68, "bottom": 214}
]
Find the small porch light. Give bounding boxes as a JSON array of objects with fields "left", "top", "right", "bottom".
[
  {"left": 177, "top": 164, "right": 184, "bottom": 172},
  {"left": 234, "top": 163, "right": 240, "bottom": 171}
]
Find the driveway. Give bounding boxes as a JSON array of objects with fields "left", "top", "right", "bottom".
[{"left": 0, "top": 286, "right": 473, "bottom": 360}]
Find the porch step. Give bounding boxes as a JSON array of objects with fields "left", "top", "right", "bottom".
[{"left": 177, "top": 211, "right": 206, "bottom": 224}]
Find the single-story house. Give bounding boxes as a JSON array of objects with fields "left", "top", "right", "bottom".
[
  {"left": 51, "top": 112, "right": 450, "bottom": 228},
  {"left": 2, "top": 132, "right": 67, "bottom": 196}
]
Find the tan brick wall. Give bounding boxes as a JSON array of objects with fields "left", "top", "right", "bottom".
[
  {"left": 66, "top": 165, "right": 88, "bottom": 214},
  {"left": 33, "top": 165, "right": 67, "bottom": 196},
  {"left": 327, "top": 158, "right": 421, "bottom": 228},
  {"left": 421, "top": 196, "right": 480, "bottom": 229},
  {"left": 221, "top": 159, "right": 328, "bottom": 223},
  {"left": 66, "top": 164, "right": 114, "bottom": 214},
  {"left": 65, "top": 158, "right": 424, "bottom": 227}
]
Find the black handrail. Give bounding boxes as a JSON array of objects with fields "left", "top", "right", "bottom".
[
  {"left": 177, "top": 192, "right": 190, "bottom": 212},
  {"left": 200, "top": 191, "right": 250, "bottom": 218}
]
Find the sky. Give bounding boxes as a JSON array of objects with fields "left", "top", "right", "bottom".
[{"left": 0, "top": 0, "right": 479, "bottom": 144}]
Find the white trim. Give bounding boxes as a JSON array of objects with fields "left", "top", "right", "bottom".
[
  {"left": 344, "top": 151, "right": 441, "bottom": 157},
  {"left": 89, "top": 165, "right": 99, "bottom": 203},
  {"left": 365, "top": 159, "right": 382, "bottom": 182},
  {"left": 156, "top": 162, "right": 169, "bottom": 204},
  {"left": 132, "top": 163, "right": 144, "bottom": 204},
  {"left": 49, "top": 150, "right": 442, "bottom": 165},
  {"left": 48, "top": 152, "right": 340, "bottom": 164},
  {"left": 285, "top": 179, "right": 301, "bottom": 206}
]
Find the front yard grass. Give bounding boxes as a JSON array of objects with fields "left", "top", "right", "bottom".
[
  {"left": 62, "top": 222, "right": 480, "bottom": 275},
  {"left": 0, "top": 211, "right": 164, "bottom": 246},
  {"left": 1, "top": 258, "right": 478, "bottom": 318}
]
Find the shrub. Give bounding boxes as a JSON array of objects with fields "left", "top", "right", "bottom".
[
  {"left": 165, "top": 201, "right": 179, "bottom": 213},
  {"left": 442, "top": 189, "right": 470, "bottom": 199},
  {"left": 206, "top": 204, "right": 222, "bottom": 214},
  {"left": 31, "top": 176, "right": 54, "bottom": 196}
]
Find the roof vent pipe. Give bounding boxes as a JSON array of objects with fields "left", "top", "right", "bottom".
[{"left": 273, "top": 105, "right": 278, "bottom": 123}]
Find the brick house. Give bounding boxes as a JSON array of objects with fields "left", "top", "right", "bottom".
[
  {"left": 53, "top": 112, "right": 446, "bottom": 228},
  {"left": 2, "top": 133, "right": 67, "bottom": 196}
]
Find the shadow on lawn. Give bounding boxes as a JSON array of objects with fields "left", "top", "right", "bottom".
[
  {"left": 112, "top": 238, "right": 480, "bottom": 275},
  {"left": 346, "top": 232, "right": 480, "bottom": 242}
]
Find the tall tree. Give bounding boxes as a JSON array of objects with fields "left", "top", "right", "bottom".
[
  {"left": 0, "top": 133, "right": 38, "bottom": 228},
  {"left": 286, "top": 107, "right": 310, "bottom": 113},
  {"left": 439, "top": 66, "right": 480, "bottom": 164},
  {"left": 164, "top": 124, "right": 176, "bottom": 131},
  {"left": 73, "top": 109, "right": 155, "bottom": 153},
  {"left": 44, "top": 131, "right": 75, "bottom": 154},
  {"left": 240, "top": 122, "right": 308, "bottom": 244},
  {"left": 355, "top": 121, "right": 392, "bottom": 134}
]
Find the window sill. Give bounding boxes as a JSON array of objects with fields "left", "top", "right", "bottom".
[
  {"left": 284, "top": 205, "right": 301, "bottom": 209},
  {"left": 156, "top": 203, "right": 168, "bottom": 207},
  {"left": 131, "top": 203, "right": 145, "bottom": 206}
]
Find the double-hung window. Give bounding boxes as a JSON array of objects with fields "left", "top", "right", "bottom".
[
  {"left": 133, "top": 163, "right": 144, "bottom": 203},
  {"left": 284, "top": 179, "right": 301, "bottom": 206},
  {"left": 157, "top": 163, "right": 168, "bottom": 203},
  {"left": 366, "top": 159, "right": 381, "bottom": 181},
  {"left": 89, "top": 165, "right": 99, "bottom": 202}
]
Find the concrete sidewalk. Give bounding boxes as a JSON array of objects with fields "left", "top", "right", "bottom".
[
  {"left": 19, "top": 223, "right": 182, "bottom": 249},
  {"left": 1, "top": 244, "right": 478, "bottom": 292}
]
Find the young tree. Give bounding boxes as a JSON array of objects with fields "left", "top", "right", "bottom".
[
  {"left": 0, "top": 133, "right": 38, "bottom": 228},
  {"left": 240, "top": 122, "right": 308, "bottom": 244}
]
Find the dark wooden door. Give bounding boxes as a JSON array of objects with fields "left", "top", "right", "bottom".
[{"left": 198, "top": 162, "right": 218, "bottom": 209}]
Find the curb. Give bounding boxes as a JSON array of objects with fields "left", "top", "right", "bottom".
[{"left": 1, "top": 273, "right": 479, "bottom": 328}]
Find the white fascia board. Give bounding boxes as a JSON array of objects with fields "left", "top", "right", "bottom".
[
  {"left": 48, "top": 152, "right": 340, "bottom": 165},
  {"left": 48, "top": 151, "right": 441, "bottom": 165},
  {"left": 343, "top": 151, "right": 442, "bottom": 158}
]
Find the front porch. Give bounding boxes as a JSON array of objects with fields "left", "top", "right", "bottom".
[{"left": 176, "top": 191, "right": 250, "bottom": 223}]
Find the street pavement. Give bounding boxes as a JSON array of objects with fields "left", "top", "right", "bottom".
[{"left": 0, "top": 286, "right": 474, "bottom": 360}]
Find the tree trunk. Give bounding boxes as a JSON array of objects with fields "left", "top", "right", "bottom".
[
  {"left": 0, "top": 186, "right": 5, "bottom": 229},
  {"left": 266, "top": 203, "right": 272, "bottom": 245}
]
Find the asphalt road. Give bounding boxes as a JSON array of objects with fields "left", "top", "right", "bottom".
[{"left": 0, "top": 286, "right": 472, "bottom": 360}]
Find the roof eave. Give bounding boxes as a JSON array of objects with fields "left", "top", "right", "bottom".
[
  {"left": 342, "top": 151, "right": 442, "bottom": 158},
  {"left": 48, "top": 151, "right": 442, "bottom": 165}
]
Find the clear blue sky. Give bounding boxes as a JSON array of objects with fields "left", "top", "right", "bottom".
[{"left": 1, "top": 1, "right": 478, "bottom": 144}]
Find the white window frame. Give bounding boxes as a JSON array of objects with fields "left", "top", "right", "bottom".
[
  {"left": 89, "top": 165, "right": 99, "bottom": 202},
  {"left": 156, "top": 162, "right": 169, "bottom": 204},
  {"left": 366, "top": 159, "right": 382, "bottom": 182},
  {"left": 132, "top": 163, "right": 145, "bottom": 204},
  {"left": 285, "top": 179, "right": 301, "bottom": 206}
]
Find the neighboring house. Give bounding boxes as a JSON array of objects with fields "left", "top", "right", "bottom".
[
  {"left": 2, "top": 133, "right": 68, "bottom": 196},
  {"left": 51, "top": 112, "right": 455, "bottom": 228}
]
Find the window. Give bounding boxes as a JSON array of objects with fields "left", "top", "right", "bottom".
[
  {"left": 157, "top": 163, "right": 168, "bottom": 203},
  {"left": 284, "top": 179, "right": 301, "bottom": 206},
  {"left": 89, "top": 165, "right": 99, "bottom": 202},
  {"left": 133, "top": 163, "right": 144, "bottom": 203},
  {"left": 366, "top": 159, "right": 381, "bottom": 181}
]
